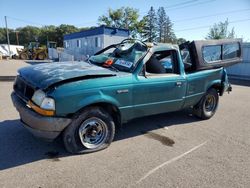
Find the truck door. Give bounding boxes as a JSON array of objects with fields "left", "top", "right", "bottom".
[{"left": 132, "top": 49, "right": 187, "bottom": 118}]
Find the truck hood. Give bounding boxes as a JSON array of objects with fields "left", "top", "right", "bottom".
[{"left": 18, "top": 61, "right": 122, "bottom": 89}]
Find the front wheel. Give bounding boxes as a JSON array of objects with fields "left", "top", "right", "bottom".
[
  {"left": 63, "top": 107, "right": 115, "bottom": 154},
  {"left": 193, "top": 88, "right": 219, "bottom": 120},
  {"left": 20, "top": 53, "right": 28, "bottom": 60}
]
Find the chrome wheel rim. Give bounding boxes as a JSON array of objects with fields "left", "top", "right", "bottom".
[
  {"left": 78, "top": 117, "right": 108, "bottom": 149},
  {"left": 204, "top": 94, "right": 216, "bottom": 112}
]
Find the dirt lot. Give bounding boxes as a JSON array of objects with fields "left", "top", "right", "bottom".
[{"left": 0, "top": 81, "right": 250, "bottom": 188}]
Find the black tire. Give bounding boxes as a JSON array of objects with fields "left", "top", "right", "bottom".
[
  {"left": 20, "top": 53, "right": 28, "bottom": 60},
  {"left": 37, "top": 52, "right": 46, "bottom": 60},
  {"left": 193, "top": 88, "right": 219, "bottom": 120},
  {"left": 63, "top": 107, "right": 115, "bottom": 154}
]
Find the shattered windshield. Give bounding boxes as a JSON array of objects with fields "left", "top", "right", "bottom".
[{"left": 89, "top": 40, "right": 148, "bottom": 72}]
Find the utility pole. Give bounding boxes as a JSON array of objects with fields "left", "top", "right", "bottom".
[
  {"left": 15, "top": 30, "right": 19, "bottom": 45},
  {"left": 5, "top": 16, "right": 11, "bottom": 57}
]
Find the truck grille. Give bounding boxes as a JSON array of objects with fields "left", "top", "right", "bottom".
[{"left": 14, "top": 76, "right": 35, "bottom": 102}]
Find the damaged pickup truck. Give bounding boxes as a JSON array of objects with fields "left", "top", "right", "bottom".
[{"left": 12, "top": 39, "right": 242, "bottom": 154}]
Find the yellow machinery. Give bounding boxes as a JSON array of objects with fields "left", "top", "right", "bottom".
[{"left": 17, "top": 41, "right": 56, "bottom": 60}]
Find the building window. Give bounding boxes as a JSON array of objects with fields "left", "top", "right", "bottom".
[
  {"left": 83, "top": 38, "right": 87, "bottom": 46},
  {"left": 95, "top": 37, "right": 101, "bottom": 48},
  {"left": 64, "top": 41, "right": 70, "bottom": 48},
  {"left": 77, "top": 39, "right": 81, "bottom": 48}
]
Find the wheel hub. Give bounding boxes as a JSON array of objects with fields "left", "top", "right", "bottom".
[
  {"left": 86, "top": 126, "right": 99, "bottom": 137},
  {"left": 78, "top": 117, "right": 108, "bottom": 149},
  {"left": 90, "top": 129, "right": 97, "bottom": 137},
  {"left": 204, "top": 95, "right": 216, "bottom": 112}
]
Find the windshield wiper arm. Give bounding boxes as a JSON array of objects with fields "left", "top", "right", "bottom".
[
  {"left": 87, "top": 58, "right": 92, "bottom": 65},
  {"left": 108, "top": 65, "right": 119, "bottom": 72}
]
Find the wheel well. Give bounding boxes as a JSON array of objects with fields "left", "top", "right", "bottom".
[
  {"left": 75, "top": 102, "right": 121, "bottom": 128},
  {"left": 210, "top": 83, "right": 223, "bottom": 96}
]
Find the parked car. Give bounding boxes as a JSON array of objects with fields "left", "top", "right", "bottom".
[{"left": 11, "top": 39, "right": 242, "bottom": 154}]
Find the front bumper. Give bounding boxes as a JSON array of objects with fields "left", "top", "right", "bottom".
[{"left": 11, "top": 92, "right": 72, "bottom": 141}]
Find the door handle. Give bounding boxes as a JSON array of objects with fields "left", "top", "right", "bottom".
[{"left": 175, "top": 81, "right": 182, "bottom": 87}]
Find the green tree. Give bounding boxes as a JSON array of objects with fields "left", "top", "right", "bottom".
[
  {"left": 162, "top": 16, "right": 176, "bottom": 43},
  {"left": 143, "top": 6, "right": 157, "bottom": 42},
  {"left": 206, "top": 19, "right": 235, "bottom": 39},
  {"left": 176, "top": 38, "right": 187, "bottom": 45},
  {"left": 15, "top": 26, "right": 41, "bottom": 46},
  {"left": 0, "top": 27, "right": 21, "bottom": 45},
  {"left": 0, "top": 25, "right": 84, "bottom": 47},
  {"left": 55, "top": 24, "right": 80, "bottom": 47},
  {"left": 39, "top": 25, "right": 57, "bottom": 45},
  {"left": 0, "top": 28, "right": 6, "bottom": 44},
  {"left": 157, "top": 7, "right": 167, "bottom": 42},
  {"left": 98, "top": 7, "right": 140, "bottom": 37},
  {"left": 156, "top": 7, "right": 176, "bottom": 43},
  {"left": 9, "top": 29, "right": 17, "bottom": 45}
]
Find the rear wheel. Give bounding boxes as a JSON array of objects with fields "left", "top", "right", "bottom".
[
  {"left": 63, "top": 107, "right": 115, "bottom": 154},
  {"left": 37, "top": 52, "right": 46, "bottom": 60},
  {"left": 193, "top": 88, "right": 219, "bottom": 120}
]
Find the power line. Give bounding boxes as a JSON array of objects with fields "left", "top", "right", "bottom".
[
  {"left": 3, "top": 3, "right": 249, "bottom": 30},
  {"left": 164, "top": 0, "right": 199, "bottom": 9},
  {"left": 77, "top": 1, "right": 203, "bottom": 27},
  {"left": 6, "top": 15, "right": 97, "bottom": 28},
  {"left": 165, "top": 0, "right": 216, "bottom": 11},
  {"left": 76, "top": 5, "right": 250, "bottom": 27},
  {"left": 6, "top": 16, "right": 44, "bottom": 27},
  {"left": 1, "top": 17, "right": 6, "bottom": 28},
  {"left": 175, "top": 18, "right": 250, "bottom": 32},
  {"left": 173, "top": 8, "right": 250, "bottom": 23},
  {"left": 139, "top": 0, "right": 215, "bottom": 16}
]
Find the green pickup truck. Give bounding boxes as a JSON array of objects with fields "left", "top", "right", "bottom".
[{"left": 11, "top": 39, "right": 242, "bottom": 154}]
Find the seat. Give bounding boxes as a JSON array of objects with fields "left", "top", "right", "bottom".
[{"left": 146, "top": 55, "right": 166, "bottom": 74}]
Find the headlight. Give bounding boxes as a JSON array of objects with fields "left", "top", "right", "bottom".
[
  {"left": 41, "top": 97, "right": 55, "bottom": 110},
  {"left": 30, "top": 89, "right": 56, "bottom": 115},
  {"left": 32, "top": 89, "right": 46, "bottom": 106}
]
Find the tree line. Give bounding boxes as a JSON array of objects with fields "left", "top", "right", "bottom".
[
  {"left": 0, "top": 24, "right": 89, "bottom": 47},
  {"left": 98, "top": 6, "right": 182, "bottom": 43},
  {"left": 0, "top": 6, "right": 235, "bottom": 47}
]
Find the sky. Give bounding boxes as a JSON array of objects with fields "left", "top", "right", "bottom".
[{"left": 0, "top": 0, "right": 250, "bottom": 41}]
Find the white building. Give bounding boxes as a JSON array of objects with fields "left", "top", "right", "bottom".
[{"left": 63, "top": 25, "right": 130, "bottom": 60}]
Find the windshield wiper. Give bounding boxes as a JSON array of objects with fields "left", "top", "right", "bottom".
[
  {"left": 87, "top": 58, "right": 92, "bottom": 65},
  {"left": 108, "top": 65, "right": 119, "bottom": 72}
]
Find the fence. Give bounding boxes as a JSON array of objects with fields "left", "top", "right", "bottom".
[{"left": 226, "top": 43, "right": 250, "bottom": 80}]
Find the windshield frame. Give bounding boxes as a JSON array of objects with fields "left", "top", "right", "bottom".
[{"left": 90, "top": 39, "right": 149, "bottom": 73}]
